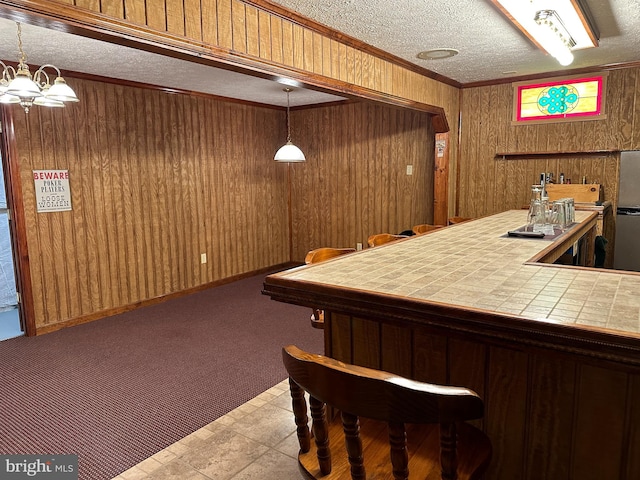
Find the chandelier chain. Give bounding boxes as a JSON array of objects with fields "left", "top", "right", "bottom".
[{"left": 16, "top": 23, "right": 27, "bottom": 66}]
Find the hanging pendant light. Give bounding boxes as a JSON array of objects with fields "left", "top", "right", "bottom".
[
  {"left": 0, "top": 22, "right": 79, "bottom": 113},
  {"left": 274, "top": 88, "right": 305, "bottom": 162}
]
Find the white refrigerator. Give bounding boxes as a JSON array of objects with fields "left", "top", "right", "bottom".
[{"left": 614, "top": 151, "right": 640, "bottom": 272}]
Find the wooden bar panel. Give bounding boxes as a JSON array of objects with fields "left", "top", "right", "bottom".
[
  {"left": 627, "top": 374, "right": 640, "bottom": 479},
  {"left": 413, "top": 330, "right": 447, "bottom": 384},
  {"left": 485, "top": 346, "right": 528, "bottom": 480},
  {"left": 525, "top": 356, "right": 577, "bottom": 480},
  {"left": 201, "top": 0, "right": 218, "bottom": 45},
  {"left": 351, "top": 317, "right": 381, "bottom": 369},
  {"left": 571, "top": 364, "right": 628, "bottom": 479},
  {"left": 380, "top": 324, "right": 412, "bottom": 377},
  {"left": 327, "top": 312, "right": 352, "bottom": 363}
]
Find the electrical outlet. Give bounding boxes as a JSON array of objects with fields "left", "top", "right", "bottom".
[
  {"left": 200, "top": 253, "right": 207, "bottom": 264},
  {"left": 406, "top": 165, "right": 413, "bottom": 175},
  {"left": 356, "top": 243, "right": 363, "bottom": 251}
]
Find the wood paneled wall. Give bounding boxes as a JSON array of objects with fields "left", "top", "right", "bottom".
[
  {"left": 289, "top": 103, "right": 434, "bottom": 260},
  {"left": 9, "top": 77, "right": 435, "bottom": 332},
  {"left": 2, "top": 0, "right": 460, "bottom": 216},
  {"left": 11, "top": 78, "right": 289, "bottom": 332},
  {"left": 458, "top": 68, "right": 640, "bottom": 218}
]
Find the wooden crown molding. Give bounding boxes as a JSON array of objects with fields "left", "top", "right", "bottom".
[{"left": 0, "top": 1, "right": 449, "bottom": 131}]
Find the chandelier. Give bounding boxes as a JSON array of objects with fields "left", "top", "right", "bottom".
[{"left": 0, "top": 22, "right": 79, "bottom": 113}]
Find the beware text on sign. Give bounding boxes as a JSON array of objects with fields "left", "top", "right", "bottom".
[{"left": 33, "top": 170, "right": 72, "bottom": 213}]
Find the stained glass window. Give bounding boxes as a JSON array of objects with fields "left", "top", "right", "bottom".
[{"left": 514, "top": 75, "right": 605, "bottom": 123}]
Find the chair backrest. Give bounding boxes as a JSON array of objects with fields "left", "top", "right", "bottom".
[
  {"left": 367, "top": 233, "right": 408, "bottom": 248},
  {"left": 305, "top": 247, "right": 356, "bottom": 265},
  {"left": 283, "top": 345, "right": 488, "bottom": 479},
  {"left": 448, "top": 216, "right": 473, "bottom": 225},
  {"left": 412, "top": 224, "right": 446, "bottom": 235}
]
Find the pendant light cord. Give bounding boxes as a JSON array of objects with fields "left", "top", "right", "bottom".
[{"left": 285, "top": 88, "right": 292, "bottom": 142}]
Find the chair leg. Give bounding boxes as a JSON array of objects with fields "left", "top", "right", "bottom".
[
  {"left": 388, "top": 421, "right": 409, "bottom": 480},
  {"left": 288, "top": 378, "right": 310, "bottom": 453},
  {"left": 310, "top": 396, "right": 332, "bottom": 475},
  {"left": 341, "top": 411, "right": 365, "bottom": 480},
  {"left": 440, "top": 422, "right": 458, "bottom": 480}
]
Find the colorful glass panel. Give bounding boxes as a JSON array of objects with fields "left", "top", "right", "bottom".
[{"left": 516, "top": 76, "right": 603, "bottom": 122}]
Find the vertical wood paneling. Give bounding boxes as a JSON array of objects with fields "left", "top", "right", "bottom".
[
  {"left": 351, "top": 317, "right": 380, "bottom": 369},
  {"left": 627, "top": 374, "right": 640, "bottom": 479},
  {"left": 246, "top": 6, "right": 261, "bottom": 57},
  {"left": 201, "top": 0, "right": 218, "bottom": 45},
  {"left": 184, "top": 0, "right": 202, "bottom": 40},
  {"left": 145, "top": 0, "right": 167, "bottom": 31},
  {"left": 100, "top": 0, "right": 124, "bottom": 18},
  {"left": 328, "top": 312, "right": 352, "bottom": 363},
  {"left": 525, "top": 356, "right": 577, "bottom": 480},
  {"left": 289, "top": 102, "right": 433, "bottom": 260},
  {"left": 571, "top": 364, "right": 628, "bottom": 479},
  {"left": 281, "top": 21, "right": 294, "bottom": 66},
  {"left": 230, "top": 0, "right": 246, "bottom": 53},
  {"left": 459, "top": 68, "right": 640, "bottom": 219},
  {"left": 413, "top": 330, "right": 447, "bottom": 384},
  {"left": 485, "top": 346, "right": 528, "bottom": 479},
  {"left": 75, "top": 0, "right": 100, "bottom": 11},
  {"left": 12, "top": 78, "right": 288, "bottom": 331},
  {"left": 217, "top": 0, "right": 233, "bottom": 49},
  {"left": 380, "top": 324, "right": 412, "bottom": 377},
  {"left": 124, "top": 0, "right": 147, "bottom": 26},
  {"left": 292, "top": 24, "right": 304, "bottom": 70},
  {"left": 270, "top": 16, "right": 283, "bottom": 64},
  {"left": 165, "top": 0, "right": 185, "bottom": 35},
  {"left": 257, "top": 10, "right": 271, "bottom": 60}
]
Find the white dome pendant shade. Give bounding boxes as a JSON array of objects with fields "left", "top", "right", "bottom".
[
  {"left": 274, "top": 141, "right": 306, "bottom": 162},
  {"left": 274, "top": 88, "right": 306, "bottom": 162}
]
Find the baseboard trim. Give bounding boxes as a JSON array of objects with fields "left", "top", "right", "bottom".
[{"left": 35, "top": 263, "right": 298, "bottom": 336}]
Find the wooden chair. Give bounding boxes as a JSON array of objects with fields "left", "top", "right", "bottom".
[
  {"left": 305, "top": 248, "right": 356, "bottom": 329},
  {"left": 283, "top": 345, "right": 492, "bottom": 480},
  {"left": 367, "top": 233, "right": 408, "bottom": 248},
  {"left": 412, "top": 224, "right": 446, "bottom": 235},
  {"left": 448, "top": 216, "right": 473, "bottom": 225}
]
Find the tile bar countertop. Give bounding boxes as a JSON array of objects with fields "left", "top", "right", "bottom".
[{"left": 264, "top": 210, "right": 640, "bottom": 366}]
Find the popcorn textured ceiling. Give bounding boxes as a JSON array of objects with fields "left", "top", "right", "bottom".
[
  {"left": 0, "top": 0, "right": 638, "bottom": 107},
  {"left": 271, "top": 0, "right": 640, "bottom": 84}
]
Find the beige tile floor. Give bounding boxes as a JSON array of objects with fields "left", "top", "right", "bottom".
[{"left": 112, "top": 380, "right": 303, "bottom": 480}]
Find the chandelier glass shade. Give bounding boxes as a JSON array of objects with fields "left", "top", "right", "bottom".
[{"left": 0, "top": 22, "right": 79, "bottom": 113}]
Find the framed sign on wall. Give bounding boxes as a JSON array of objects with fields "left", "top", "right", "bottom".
[{"left": 513, "top": 73, "right": 607, "bottom": 124}]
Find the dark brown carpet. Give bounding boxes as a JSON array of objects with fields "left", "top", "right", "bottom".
[{"left": 0, "top": 271, "right": 322, "bottom": 480}]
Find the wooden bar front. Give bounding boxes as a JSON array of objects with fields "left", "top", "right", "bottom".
[{"left": 263, "top": 210, "right": 640, "bottom": 480}]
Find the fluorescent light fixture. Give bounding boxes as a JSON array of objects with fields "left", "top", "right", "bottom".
[{"left": 490, "top": 0, "right": 599, "bottom": 66}]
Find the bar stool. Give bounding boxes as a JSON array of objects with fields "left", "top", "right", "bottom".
[{"left": 304, "top": 247, "right": 356, "bottom": 328}]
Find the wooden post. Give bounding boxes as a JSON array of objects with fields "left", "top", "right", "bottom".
[{"left": 434, "top": 132, "right": 449, "bottom": 226}]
